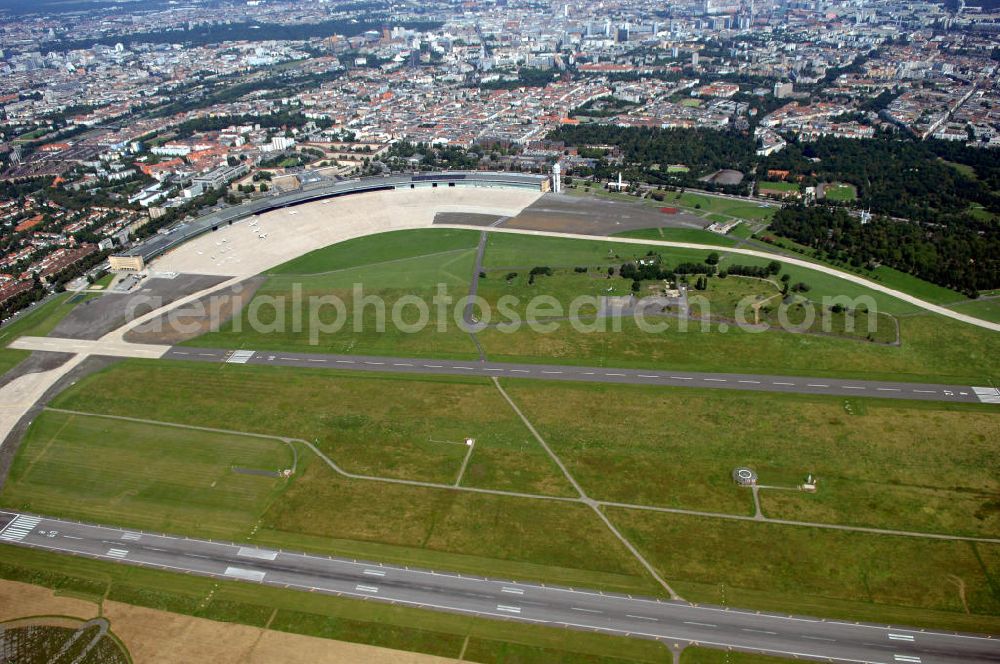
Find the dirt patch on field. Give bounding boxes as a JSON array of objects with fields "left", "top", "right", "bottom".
[
  {"left": 123, "top": 276, "right": 266, "bottom": 345},
  {"left": 0, "top": 579, "right": 99, "bottom": 621},
  {"left": 501, "top": 193, "right": 706, "bottom": 236},
  {"left": 0, "top": 580, "right": 455, "bottom": 664},
  {"left": 699, "top": 169, "right": 744, "bottom": 186},
  {"left": 102, "top": 601, "right": 456, "bottom": 664}
]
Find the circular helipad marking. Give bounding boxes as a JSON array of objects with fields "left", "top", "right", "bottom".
[{"left": 732, "top": 467, "right": 758, "bottom": 486}]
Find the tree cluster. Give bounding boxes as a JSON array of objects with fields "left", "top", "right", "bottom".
[{"left": 769, "top": 205, "right": 999, "bottom": 295}]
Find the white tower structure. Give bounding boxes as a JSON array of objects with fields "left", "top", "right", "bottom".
[{"left": 551, "top": 161, "right": 562, "bottom": 193}]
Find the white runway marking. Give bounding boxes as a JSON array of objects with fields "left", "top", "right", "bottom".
[
  {"left": 226, "top": 350, "right": 255, "bottom": 364},
  {"left": 973, "top": 386, "right": 1000, "bottom": 404},
  {"left": 106, "top": 548, "right": 129, "bottom": 559},
  {"left": 496, "top": 604, "right": 521, "bottom": 614},
  {"left": 501, "top": 587, "right": 524, "bottom": 595},
  {"left": 237, "top": 547, "right": 277, "bottom": 561},
  {"left": 121, "top": 532, "right": 141, "bottom": 540},
  {"left": 355, "top": 584, "right": 379, "bottom": 593},
  {"left": 894, "top": 655, "right": 921, "bottom": 663},
  {"left": 363, "top": 569, "right": 386, "bottom": 577},
  {"left": 225, "top": 566, "right": 266, "bottom": 582},
  {"left": 0, "top": 515, "right": 40, "bottom": 542},
  {"left": 888, "top": 634, "right": 916, "bottom": 642}
]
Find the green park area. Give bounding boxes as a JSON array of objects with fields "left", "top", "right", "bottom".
[{"left": 473, "top": 233, "right": 997, "bottom": 384}]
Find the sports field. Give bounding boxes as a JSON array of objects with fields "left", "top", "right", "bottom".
[
  {"left": 757, "top": 182, "right": 798, "bottom": 194},
  {"left": 822, "top": 182, "right": 857, "bottom": 201}
]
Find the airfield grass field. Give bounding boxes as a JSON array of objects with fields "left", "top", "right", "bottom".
[
  {"left": 4, "top": 202, "right": 1000, "bottom": 653},
  {"left": 606, "top": 508, "right": 1000, "bottom": 632},
  {"left": 503, "top": 381, "right": 1000, "bottom": 537},
  {"left": 0, "top": 357, "right": 994, "bottom": 630},
  {"left": 2, "top": 411, "right": 293, "bottom": 539},
  {"left": 180, "top": 229, "right": 1000, "bottom": 384},
  {"left": 188, "top": 228, "right": 481, "bottom": 359},
  {"left": 680, "top": 650, "right": 789, "bottom": 664},
  {"left": 48, "top": 363, "right": 574, "bottom": 495},
  {"left": 948, "top": 297, "right": 1000, "bottom": 324},
  {"left": 0, "top": 547, "right": 675, "bottom": 664}
]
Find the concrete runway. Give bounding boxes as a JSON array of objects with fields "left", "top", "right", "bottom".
[
  {"left": 165, "top": 346, "right": 1000, "bottom": 405},
  {"left": 2, "top": 510, "right": 997, "bottom": 663}
]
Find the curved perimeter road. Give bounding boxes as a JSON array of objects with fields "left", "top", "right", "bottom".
[{"left": 434, "top": 225, "right": 1000, "bottom": 333}]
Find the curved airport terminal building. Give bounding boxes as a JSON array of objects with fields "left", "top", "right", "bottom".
[{"left": 110, "top": 171, "right": 550, "bottom": 272}]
